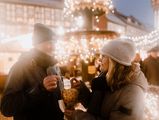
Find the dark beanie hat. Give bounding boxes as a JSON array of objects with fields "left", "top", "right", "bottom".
[{"left": 32, "top": 23, "right": 56, "bottom": 45}]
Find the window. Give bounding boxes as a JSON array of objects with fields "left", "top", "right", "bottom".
[
  {"left": 0, "top": 3, "right": 6, "bottom": 21},
  {"left": 15, "top": 5, "right": 24, "bottom": 22}
]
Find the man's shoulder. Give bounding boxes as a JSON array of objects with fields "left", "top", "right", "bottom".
[{"left": 14, "top": 51, "right": 36, "bottom": 70}]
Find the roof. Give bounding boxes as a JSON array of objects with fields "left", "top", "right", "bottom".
[
  {"left": 112, "top": 9, "right": 147, "bottom": 31},
  {"left": 107, "top": 12, "right": 126, "bottom": 26}
]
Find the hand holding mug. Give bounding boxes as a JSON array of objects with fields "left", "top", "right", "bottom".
[{"left": 43, "top": 75, "right": 59, "bottom": 92}]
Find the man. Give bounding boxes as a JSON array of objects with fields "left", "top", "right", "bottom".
[
  {"left": 142, "top": 46, "right": 159, "bottom": 85},
  {"left": 0, "top": 23, "right": 64, "bottom": 120}
]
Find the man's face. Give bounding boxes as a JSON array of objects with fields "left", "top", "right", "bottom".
[
  {"left": 44, "top": 41, "right": 55, "bottom": 56},
  {"left": 36, "top": 40, "right": 55, "bottom": 56}
]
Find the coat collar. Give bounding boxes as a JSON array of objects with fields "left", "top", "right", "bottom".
[{"left": 30, "top": 48, "right": 57, "bottom": 70}]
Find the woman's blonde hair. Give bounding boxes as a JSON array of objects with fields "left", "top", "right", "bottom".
[{"left": 106, "top": 58, "right": 135, "bottom": 90}]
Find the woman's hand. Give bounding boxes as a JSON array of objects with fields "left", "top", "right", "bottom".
[{"left": 70, "top": 78, "right": 81, "bottom": 89}]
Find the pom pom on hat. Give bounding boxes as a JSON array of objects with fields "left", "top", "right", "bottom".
[
  {"left": 100, "top": 39, "right": 136, "bottom": 66},
  {"left": 32, "top": 23, "right": 56, "bottom": 46}
]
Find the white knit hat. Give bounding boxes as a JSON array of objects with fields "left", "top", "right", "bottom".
[{"left": 100, "top": 39, "right": 136, "bottom": 66}]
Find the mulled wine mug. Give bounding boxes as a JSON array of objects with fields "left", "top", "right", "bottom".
[{"left": 62, "top": 88, "right": 79, "bottom": 110}]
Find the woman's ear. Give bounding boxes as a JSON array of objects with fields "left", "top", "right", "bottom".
[{"left": 106, "top": 58, "right": 116, "bottom": 86}]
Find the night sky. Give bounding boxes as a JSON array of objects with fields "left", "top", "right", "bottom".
[{"left": 113, "top": 0, "right": 154, "bottom": 28}]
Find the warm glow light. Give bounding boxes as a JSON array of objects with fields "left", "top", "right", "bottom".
[
  {"left": 54, "top": 39, "right": 72, "bottom": 65},
  {"left": 144, "top": 85, "right": 159, "bottom": 120},
  {"left": 19, "top": 33, "right": 33, "bottom": 50},
  {"left": 54, "top": 36, "right": 111, "bottom": 65},
  {"left": 56, "top": 26, "right": 65, "bottom": 35},
  {"left": 139, "top": 50, "right": 148, "bottom": 60},
  {"left": 75, "top": 16, "right": 84, "bottom": 28},
  {"left": 122, "top": 29, "right": 159, "bottom": 51},
  {"left": 59, "top": 0, "right": 116, "bottom": 65},
  {"left": 1, "top": 33, "right": 33, "bottom": 50},
  {"left": 64, "top": 0, "right": 114, "bottom": 16}
]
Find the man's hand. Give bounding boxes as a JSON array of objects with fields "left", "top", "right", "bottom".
[{"left": 43, "top": 75, "right": 59, "bottom": 92}]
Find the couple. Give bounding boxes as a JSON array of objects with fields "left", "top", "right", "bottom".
[{"left": 0, "top": 23, "right": 148, "bottom": 120}]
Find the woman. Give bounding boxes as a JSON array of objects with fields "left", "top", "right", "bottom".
[{"left": 69, "top": 39, "right": 148, "bottom": 120}]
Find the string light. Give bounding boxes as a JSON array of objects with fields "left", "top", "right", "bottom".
[
  {"left": 64, "top": 0, "right": 114, "bottom": 16},
  {"left": 144, "top": 85, "right": 159, "bottom": 120},
  {"left": 54, "top": 36, "right": 111, "bottom": 65},
  {"left": 123, "top": 29, "right": 159, "bottom": 51},
  {"left": 59, "top": 0, "right": 115, "bottom": 65}
]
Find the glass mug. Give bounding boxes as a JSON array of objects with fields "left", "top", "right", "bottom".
[
  {"left": 59, "top": 78, "right": 79, "bottom": 111},
  {"left": 62, "top": 88, "right": 79, "bottom": 110}
]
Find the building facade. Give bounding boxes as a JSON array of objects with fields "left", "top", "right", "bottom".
[
  {"left": 0, "top": 0, "right": 65, "bottom": 42},
  {"left": 107, "top": 10, "right": 149, "bottom": 37},
  {"left": 152, "top": 0, "right": 159, "bottom": 29},
  {"left": 0, "top": 0, "right": 65, "bottom": 74}
]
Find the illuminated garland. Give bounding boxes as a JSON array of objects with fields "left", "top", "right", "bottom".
[
  {"left": 55, "top": 29, "right": 159, "bottom": 64},
  {"left": 124, "top": 29, "right": 159, "bottom": 51},
  {"left": 64, "top": 0, "right": 114, "bottom": 16},
  {"left": 54, "top": 37, "right": 110, "bottom": 65},
  {"left": 145, "top": 85, "right": 159, "bottom": 120}
]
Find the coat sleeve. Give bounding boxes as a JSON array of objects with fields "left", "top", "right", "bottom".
[
  {"left": 0, "top": 63, "right": 29, "bottom": 116},
  {"left": 0, "top": 63, "right": 49, "bottom": 117},
  {"left": 87, "top": 77, "right": 108, "bottom": 116},
  {"left": 109, "top": 85, "right": 145, "bottom": 120},
  {"left": 77, "top": 81, "right": 91, "bottom": 108}
]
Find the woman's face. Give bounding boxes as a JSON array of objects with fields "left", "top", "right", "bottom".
[{"left": 100, "top": 55, "right": 109, "bottom": 72}]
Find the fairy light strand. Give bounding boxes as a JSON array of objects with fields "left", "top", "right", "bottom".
[
  {"left": 64, "top": 0, "right": 114, "bottom": 16},
  {"left": 123, "top": 29, "right": 159, "bottom": 51}
]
